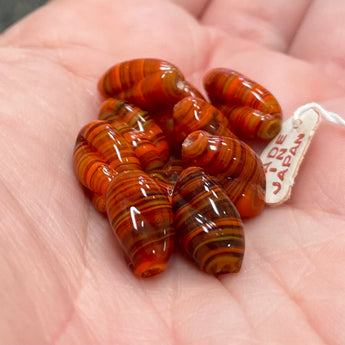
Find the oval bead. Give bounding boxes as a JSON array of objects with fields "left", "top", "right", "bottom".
[
  {"left": 217, "top": 105, "right": 282, "bottom": 140},
  {"left": 182, "top": 130, "right": 266, "bottom": 217},
  {"left": 172, "top": 167, "right": 244, "bottom": 274},
  {"left": 98, "top": 58, "right": 180, "bottom": 97},
  {"left": 98, "top": 58, "right": 186, "bottom": 110},
  {"left": 204, "top": 68, "right": 282, "bottom": 140},
  {"left": 114, "top": 70, "right": 186, "bottom": 109},
  {"left": 99, "top": 98, "right": 170, "bottom": 162},
  {"left": 173, "top": 97, "right": 236, "bottom": 144},
  {"left": 106, "top": 170, "right": 175, "bottom": 278}
]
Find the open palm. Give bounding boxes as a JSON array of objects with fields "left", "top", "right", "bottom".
[{"left": 1, "top": 1, "right": 345, "bottom": 344}]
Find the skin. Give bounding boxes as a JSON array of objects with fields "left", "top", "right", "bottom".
[{"left": 0, "top": 0, "right": 345, "bottom": 344}]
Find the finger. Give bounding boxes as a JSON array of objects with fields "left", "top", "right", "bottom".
[
  {"left": 200, "top": 0, "right": 311, "bottom": 51},
  {"left": 289, "top": 0, "right": 345, "bottom": 78}
]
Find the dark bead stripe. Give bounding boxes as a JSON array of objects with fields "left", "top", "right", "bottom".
[
  {"left": 182, "top": 130, "right": 266, "bottom": 218},
  {"left": 172, "top": 167, "right": 244, "bottom": 274},
  {"left": 98, "top": 58, "right": 179, "bottom": 97},
  {"left": 204, "top": 68, "right": 282, "bottom": 141},
  {"left": 173, "top": 97, "right": 236, "bottom": 143},
  {"left": 105, "top": 170, "right": 174, "bottom": 277},
  {"left": 99, "top": 98, "right": 170, "bottom": 162},
  {"left": 73, "top": 137, "right": 114, "bottom": 194}
]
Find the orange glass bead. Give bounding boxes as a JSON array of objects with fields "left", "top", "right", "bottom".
[
  {"left": 172, "top": 167, "right": 244, "bottom": 274},
  {"left": 182, "top": 130, "right": 266, "bottom": 218},
  {"left": 106, "top": 169, "right": 174, "bottom": 277},
  {"left": 217, "top": 105, "right": 281, "bottom": 140},
  {"left": 204, "top": 68, "right": 282, "bottom": 140},
  {"left": 98, "top": 58, "right": 186, "bottom": 110},
  {"left": 114, "top": 70, "right": 186, "bottom": 109},
  {"left": 73, "top": 58, "right": 284, "bottom": 278},
  {"left": 173, "top": 96, "right": 236, "bottom": 144},
  {"left": 99, "top": 98, "right": 170, "bottom": 162},
  {"left": 98, "top": 58, "right": 180, "bottom": 97}
]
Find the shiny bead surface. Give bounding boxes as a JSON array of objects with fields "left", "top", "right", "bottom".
[
  {"left": 99, "top": 98, "right": 170, "bottom": 162},
  {"left": 72, "top": 58, "right": 284, "bottom": 277},
  {"left": 106, "top": 170, "right": 174, "bottom": 277},
  {"left": 98, "top": 58, "right": 186, "bottom": 109},
  {"left": 173, "top": 96, "right": 236, "bottom": 144},
  {"left": 114, "top": 70, "right": 186, "bottom": 109},
  {"left": 73, "top": 119, "right": 143, "bottom": 195},
  {"left": 182, "top": 130, "right": 266, "bottom": 217},
  {"left": 204, "top": 68, "right": 282, "bottom": 140},
  {"left": 172, "top": 167, "right": 244, "bottom": 274},
  {"left": 98, "top": 58, "right": 180, "bottom": 96},
  {"left": 105, "top": 118, "right": 164, "bottom": 172}
]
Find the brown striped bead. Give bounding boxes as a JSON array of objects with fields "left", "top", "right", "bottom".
[
  {"left": 173, "top": 97, "right": 236, "bottom": 144},
  {"left": 182, "top": 130, "right": 266, "bottom": 218},
  {"left": 172, "top": 167, "right": 244, "bottom": 274},
  {"left": 217, "top": 105, "right": 282, "bottom": 140},
  {"left": 106, "top": 169, "right": 174, "bottom": 278},
  {"left": 98, "top": 58, "right": 180, "bottom": 97},
  {"left": 204, "top": 68, "right": 282, "bottom": 140},
  {"left": 114, "top": 70, "right": 186, "bottom": 109},
  {"left": 98, "top": 58, "right": 186, "bottom": 110},
  {"left": 73, "top": 120, "right": 142, "bottom": 197},
  {"left": 99, "top": 98, "right": 170, "bottom": 162}
]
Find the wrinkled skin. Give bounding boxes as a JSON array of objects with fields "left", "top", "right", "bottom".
[{"left": 1, "top": 1, "right": 345, "bottom": 344}]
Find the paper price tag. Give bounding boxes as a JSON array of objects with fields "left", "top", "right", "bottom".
[{"left": 260, "top": 106, "right": 321, "bottom": 206}]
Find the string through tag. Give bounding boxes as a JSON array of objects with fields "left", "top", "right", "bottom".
[
  {"left": 261, "top": 102, "right": 344, "bottom": 206},
  {"left": 293, "top": 102, "right": 345, "bottom": 126},
  {"left": 260, "top": 103, "right": 345, "bottom": 206}
]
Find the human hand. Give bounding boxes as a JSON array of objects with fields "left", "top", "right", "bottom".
[{"left": 1, "top": 1, "right": 344, "bottom": 344}]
